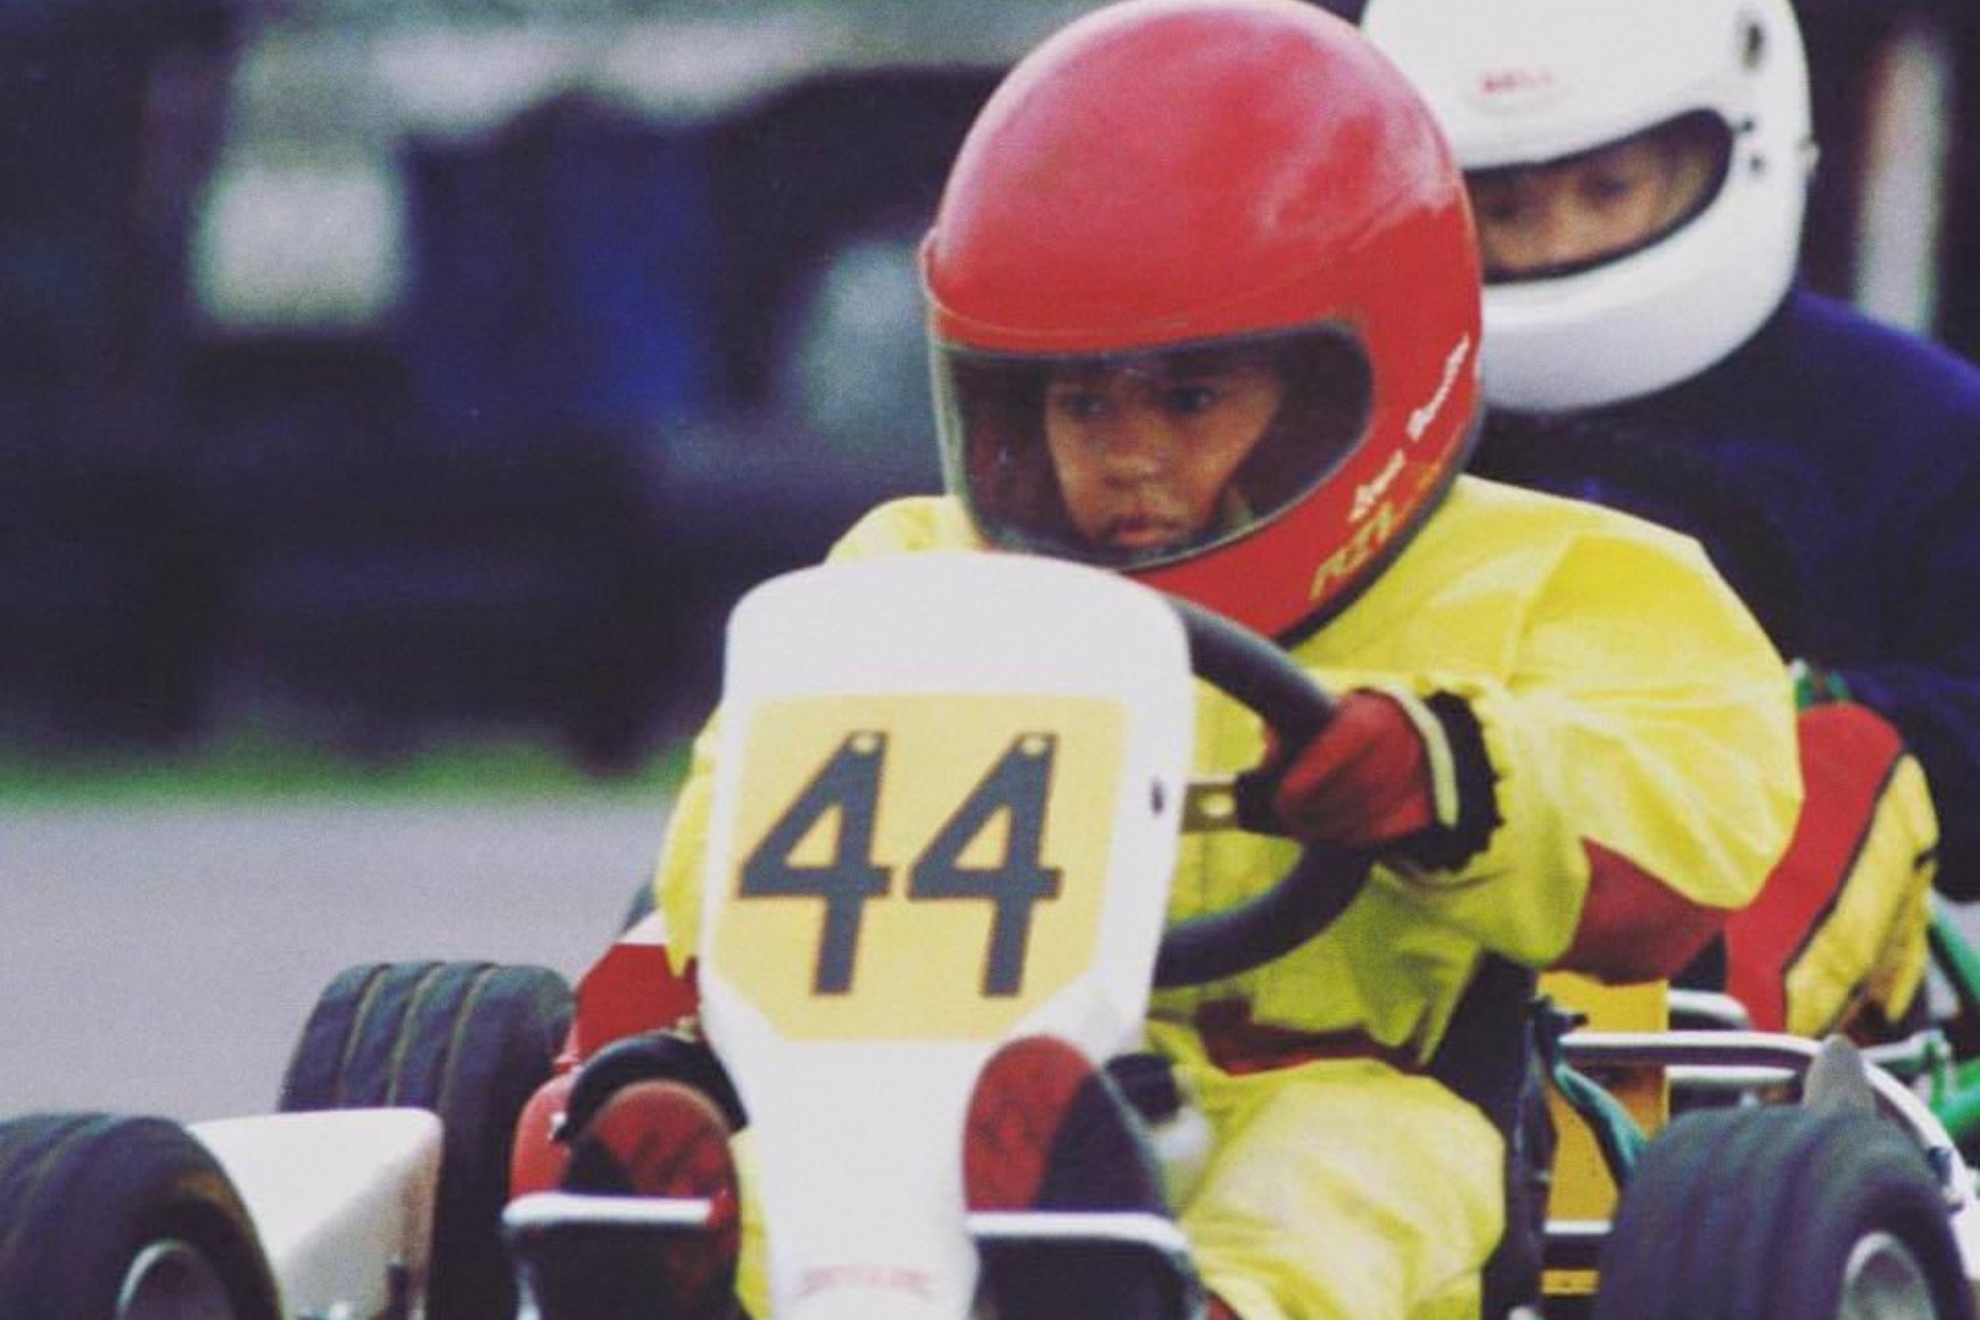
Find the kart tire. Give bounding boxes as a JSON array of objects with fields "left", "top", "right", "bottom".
[
  {"left": 279, "top": 960, "right": 574, "bottom": 1320},
  {"left": 0, "top": 1112, "right": 280, "bottom": 1320},
  {"left": 1591, "top": 1106, "right": 1974, "bottom": 1320}
]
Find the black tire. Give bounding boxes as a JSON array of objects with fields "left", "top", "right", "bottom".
[
  {"left": 0, "top": 1112, "right": 281, "bottom": 1320},
  {"left": 1592, "top": 1106, "right": 1974, "bottom": 1320},
  {"left": 279, "top": 960, "right": 574, "bottom": 1320}
]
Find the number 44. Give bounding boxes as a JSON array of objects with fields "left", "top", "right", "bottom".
[{"left": 739, "top": 731, "right": 1063, "bottom": 999}]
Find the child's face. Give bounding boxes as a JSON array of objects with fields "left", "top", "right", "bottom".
[
  {"left": 1468, "top": 128, "right": 1721, "bottom": 279},
  {"left": 1043, "top": 355, "right": 1285, "bottom": 556}
]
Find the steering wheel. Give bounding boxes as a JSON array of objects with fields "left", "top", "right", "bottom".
[{"left": 1151, "top": 597, "right": 1372, "bottom": 988}]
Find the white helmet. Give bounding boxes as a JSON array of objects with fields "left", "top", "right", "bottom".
[{"left": 1364, "top": 0, "right": 1818, "bottom": 411}]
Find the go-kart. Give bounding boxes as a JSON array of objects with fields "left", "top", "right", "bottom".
[{"left": 5, "top": 552, "right": 1980, "bottom": 1320}]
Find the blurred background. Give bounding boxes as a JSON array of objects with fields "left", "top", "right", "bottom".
[
  {"left": 0, "top": 0, "right": 1976, "bottom": 780},
  {"left": 0, "top": 0, "right": 1977, "bottom": 1119},
  {"left": 1, "top": 0, "right": 1052, "bottom": 782}
]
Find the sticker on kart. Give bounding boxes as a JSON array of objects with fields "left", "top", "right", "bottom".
[{"left": 712, "top": 693, "right": 1124, "bottom": 1040}]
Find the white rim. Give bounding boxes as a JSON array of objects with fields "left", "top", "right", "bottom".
[
  {"left": 115, "top": 1240, "right": 235, "bottom": 1320},
  {"left": 1839, "top": 1230, "right": 1937, "bottom": 1319}
]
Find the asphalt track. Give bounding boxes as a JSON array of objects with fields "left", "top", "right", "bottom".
[
  {"left": 0, "top": 797, "right": 672, "bottom": 1123},
  {"left": 6, "top": 797, "right": 1974, "bottom": 1125}
]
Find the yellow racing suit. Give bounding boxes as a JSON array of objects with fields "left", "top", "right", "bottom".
[{"left": 652, "top": 475, "right": 1801, "bottom": 1320}]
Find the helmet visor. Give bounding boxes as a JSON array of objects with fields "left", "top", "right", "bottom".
[
  {"left": 1467, "top": 111, "right": 1735, "bottom": 283},
  {"left": 935, "top": 326, "right": 1373, "bottom": 570}
]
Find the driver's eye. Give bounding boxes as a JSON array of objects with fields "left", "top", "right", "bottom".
[
  {"left": 1469, "top": 187, "right": 1526, "bottom": 226},
  {"left": 1050, "top": 390, "right": 1111, "bottom": 422},
  {"left": 1580, "top": 168, "right": 1645, "bottom": 210},
  {"left": 1163, "top": 384, "right": 1222, "bottom": 416}
]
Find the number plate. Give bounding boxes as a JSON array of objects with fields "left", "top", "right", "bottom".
[{"left": 710, "top": 694, "right": 1125, "bottom": 1041}]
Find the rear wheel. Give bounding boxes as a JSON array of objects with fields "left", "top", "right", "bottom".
[
  {"left": 1592, "top": 1106, "right": 1973, "bottom": 1319},
  {"left": 0, "top": 1112, "right": 280, "bottom": 1320},
  {"left": 279, "top": 960, "right": 573, "bottom": 1320}
]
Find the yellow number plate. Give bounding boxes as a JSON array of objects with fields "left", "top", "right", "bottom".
[{"left": 712, "top": 694, "right": 1125, "bottom": 1041}]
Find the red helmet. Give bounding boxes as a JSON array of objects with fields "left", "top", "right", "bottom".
[{"left": 922, "top": 0, "right": 1481, "bottom": 638}]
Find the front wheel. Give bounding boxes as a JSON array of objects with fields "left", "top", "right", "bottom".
[
  {"left": 279, "top": 960, "right": 573, "bottom": 1320},
  {"left": 0, "top": 1112, "right": 281, "bottom": 1320},
  {"left": 1592, "top": 1106, "right": 1974, "bottom": 1319}
]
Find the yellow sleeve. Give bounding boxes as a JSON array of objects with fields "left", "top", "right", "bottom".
[{"left": 1373, "top": 522, "right": 1802, "bottom": 971}]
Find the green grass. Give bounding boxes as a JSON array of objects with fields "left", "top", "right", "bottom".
[{"left": 0, "top": 728, "right": 688, "bottom": 804}]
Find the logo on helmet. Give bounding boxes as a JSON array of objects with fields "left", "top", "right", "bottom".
[
  {"left": 1468, "top": 66, "right": 1566, "bottom": 114},
  {"left": 1352, "top": 452, "right": 1406, "bottom": 524},
  {"left": 1407, "top": 335, "right": 1473, "bottom": 444},
  {"left": 1310, "top": 500, "right": 1401, "bottom": 602}
]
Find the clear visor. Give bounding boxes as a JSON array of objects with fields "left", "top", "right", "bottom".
[
  {"left": 1467, "top": 111, "right": 1735, "bottom": 284},
  {"left": 934, "top": 325, "right": 1373, "bottom": 569}
]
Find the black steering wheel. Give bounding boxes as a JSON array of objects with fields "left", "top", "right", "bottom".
[{"left": 1151, "top": 597, "right": 1372, "bottom": 988}]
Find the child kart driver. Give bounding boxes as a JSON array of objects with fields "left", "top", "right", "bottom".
[{"left": 637, "top": 2, "right": 1801, "bottom": 1317}]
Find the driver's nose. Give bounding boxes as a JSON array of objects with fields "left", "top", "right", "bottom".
[{"left": 1092, "top": 400, "right": 1177, "bottom": 481}]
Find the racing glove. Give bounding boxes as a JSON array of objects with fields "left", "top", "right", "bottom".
[{"left": 1261, "top": 688, "right": 1500, "bottom": 872}]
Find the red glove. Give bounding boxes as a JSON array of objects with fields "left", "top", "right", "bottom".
[{"left": 1268, "top": 690, "right": 1441, "bottom": 851}]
